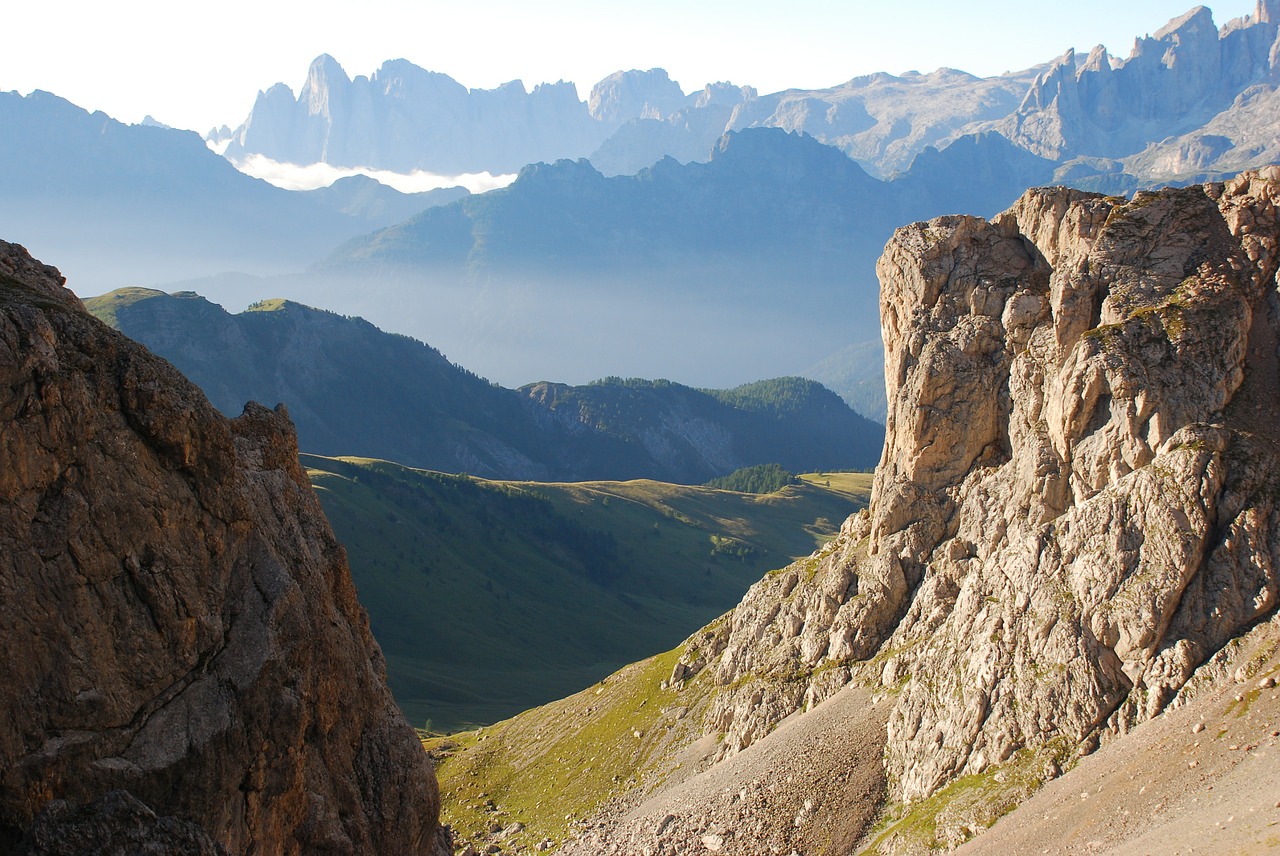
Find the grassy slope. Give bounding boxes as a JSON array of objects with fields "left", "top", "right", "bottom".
[
  {"left": 303, "top": 454, "right": 870, "bottom": 731},
  {"left": 82, "top": 286, "right": 167, "bottom": 328},
  {"left": 425, "top": 645, "right": 714, "bottom": 852}
]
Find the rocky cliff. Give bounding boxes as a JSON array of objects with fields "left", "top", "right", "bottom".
[
  {"left": 716, "top": 166, "right": 1280, "bottom": 821},
  {"left": 0, "top": 242, "right": 440, "bottom": 853},
  {"left": 536, "top": 170, "right": 1280, "bottom": 854}
]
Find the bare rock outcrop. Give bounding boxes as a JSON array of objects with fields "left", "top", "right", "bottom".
[
  {"left": 700, "top": 168, "right": 1280, "bottom": 814},
  {"left": 0, "top": 241, "right": 439, "bottom": 852}
]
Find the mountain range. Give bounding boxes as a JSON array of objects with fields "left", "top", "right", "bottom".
[
  {"left": 177, "top": 5, "right": 1280, "bottom": 408},
  {"left": 224, "top": 55, "right": 605, "bottom": 174},
  {"left": 219, "top": 3, "right": 1280, "bottom": 187},
  {"left": 2, "top": 3, "right": 1276, "bottom": 415},
  {"left": 0, "top": 87, "right": 1054, "bottom": 407},
  {"left": 85, "top": 287, "right": 884, "bottom": 481},
  {"left": 188, "top": 125, "right": 1058, "bottom": 404},
  {"left": 6, "top": 6, "right": 1280, "bottom": 851},
  {"left": 0, "top": 89, "right": 465, "bottom": 293}
]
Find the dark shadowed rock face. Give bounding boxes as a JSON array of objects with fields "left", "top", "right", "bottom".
[
  {"left": 16, "top": 790, "right": 222, "bottom": 856},
  {"left": 0, "top": 241, "right": 439, "bottom": 853}
]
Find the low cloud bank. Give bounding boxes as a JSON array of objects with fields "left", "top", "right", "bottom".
[{"left": 218, "top": 149, "right": 517, "bottom": 195}]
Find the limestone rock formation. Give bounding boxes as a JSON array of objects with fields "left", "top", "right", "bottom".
[
  {"left": 16, "top": 791, "right": 222, "bottom": 856},
  {"left": 1121, "top": 81, "right": 1280, "bottom": 181},
  {"left": 214, "top": 6, "right": 1280, "bottom": 199},
  {"left": 586, "top": 69, "right": 688, "bottom": 125},
  {"left": 223, "top": 55, "right": 610, "bottom": 175},
  {"left": 998, "top": 2, "right": 1280, "bottom": 161},
  {"left": 695, "top": 168, "right": 1280, "bottom": 820},
  {"left": 590, "top": 66, "right": 1039, "bottom": 180},
  {"left": 0, "top": 241, "right": 440, "bottom": 853}
]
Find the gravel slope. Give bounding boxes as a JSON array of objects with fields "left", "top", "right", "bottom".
[
  {"left": 956, "top": 615, "right": 1280, "bottom": 855},
  {"left": 559, "top": 684, "right": 891, "bottom": 856}
]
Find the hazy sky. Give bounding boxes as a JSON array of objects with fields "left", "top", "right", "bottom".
[{"left": 3, "top": 1, "right": 1260, "bottom": 133}]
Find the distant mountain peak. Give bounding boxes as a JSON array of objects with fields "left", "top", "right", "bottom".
[
  {"left": 588, "top": 68, "right": 687, "bottom": 124},
  {"left": 999, "top": 2, "right": 1280, "bottom": 161},
  {"left": 1151, "top": 4, "right": 1215, "bottom": 42},
  {"left": 307, "top": 51, "right": 348, "bottom": 75},
  {"left": 223, "top": 55, "right": 608, "bottom": 174}
]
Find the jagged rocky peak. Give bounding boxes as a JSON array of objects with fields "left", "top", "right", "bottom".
[
  {"left": 690, "top": 80, "right": 755, "bottom": 109},
  {"left": 371, "top": 57, "right": 468, "bottom": 96},
  {"left": 224, "top": 54, "right": 608, "bottom": 173},
  {"left": 0, "top": 240, "right": 442, "bottom": 853},
  {"left": 1001, "top": 3, "right": 1280, "bottom": 160},
  {"left": 587, "top": 68, "right": 688, "bottom": 124},
  {"left": 301, "top": 52, "right": 353, "bottom": 112},
  {"left": 698, "top": 169, "right": 1280, "bottom": 809}
]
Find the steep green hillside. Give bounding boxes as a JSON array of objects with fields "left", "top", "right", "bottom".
[
  {"left": 302, "top": 454, "right": 871, "bottom": 730},
  {"left": 523, "top": 376, "right": 884, "bottom": 478},
  {"left": 88, "top": 288, "right": 884, "bottom": 480}
]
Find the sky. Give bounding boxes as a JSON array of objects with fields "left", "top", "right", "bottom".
[{"left": 2, "top": 0, "right": 1261, "bottom": 134}]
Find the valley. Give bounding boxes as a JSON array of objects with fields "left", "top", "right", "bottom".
[
  {"left": 304, "top": 456, "right": 871, "bottom": 731},
  {"left": 2, "top": 3, "right": 1280, "bottom": 855}
]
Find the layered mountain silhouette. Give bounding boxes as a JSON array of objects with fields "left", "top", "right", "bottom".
[
  {"left": 281, "top": 127, "right": 1053, "bottom": 396},
  {"left": 218, "top": 3, "right": 1280, "bottom": 187},
  {"left": 0, "top": 90, "right": 464, "bottom": 292},
  {"left": 225, "top": 55, "right": 606, "bottom": 174},
  {"left": 86, "top": 287, "right": 883, "bottom": 482},
  {"left": 6, "top": 3, "right": 1278, "bottom": 420},
  {"left": 0, "top": 83, "right": 1054, "bottom": 406},
  {"left": 172, "top": 4, "right": 1278, "bottom": 409}
]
